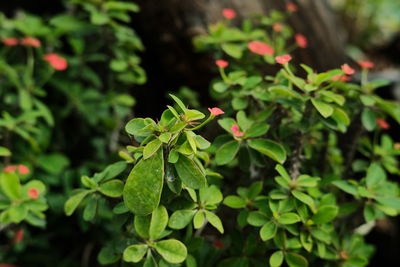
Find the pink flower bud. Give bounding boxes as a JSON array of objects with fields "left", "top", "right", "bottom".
[
  {"left": 28, "top": 188, "right": 39, "bottom": 199},
  {"left": 275, "top": 54, "right": 292, "bottom": 64},
  {"left": 20, "top": 37, "right": 41, "bottom": 47},
  {"left": 286, "top": 3, "right": 298, "bottom": 12},
  {"left": 215, "top": 59, "right": 229, "bottom": 68},
  {"left": 13, "top": 229, "right": 24, "bottom": 243},
  {"left": 3, "top": 165, "right": 17, "bottom": 173},
  {"left": 208, "top": 107, "right": 224, "bottom": 116},
  {"left": 2, "top": 38, "right": 18, "bottom": 46},
  {"left": 341, "top": 64, "right": 355, "bottom": 75},
  {"left": 295, "top": 34, "right": 307, "bottom": 48},
  {"left": 248, "top": 41, "right": 274, "bottom": 56},
  {"left": 376, "top": 118, "right": 390, "bottom": 130},
  {"left": 222, "top": 8, "right": 236, "bottom": 19},
  {"left": 358, "top": 60, "right": 374, "bottom": 69},
  {"left": 273, "top": 23, "right": 283, "bottom": 32},
  {"left": 18, "top": 165, "right": 30, "bottom": 175},
  {"left": 43, "top": 53, "right": 68, "bottom": 71},
  {"left": 231, "top": 124, "right": 244, "bottom": 137}
]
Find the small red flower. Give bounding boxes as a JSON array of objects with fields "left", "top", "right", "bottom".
[
  {"left": 215, "top": 59, "right": 229, "bottom": 68},
  {"left": 2, "top": 38, "right": 18, "bottom": 46},
  {"left": 43, "top": 53, "right": 68, "bottom": 71},
  {"left": 394, "top": 143, "right": 400, "bottom": 150},
  {"left": 341, "top": 64, "right": 355, "bottom": 75},
  {"left": 3, "top": 165, "right": 17, "bottom": 173},
  {"left": 295, "top": 34, "right": 307, "bottom": 48},
  {"left": 275, "top": 54, "right": 292, "bottom": 64},
  {"left": 376, "top": 118, "right": 390, "bottom": 130},
  {"left": 28, "top": 188, "right": 39, "bottom": 199},
  {"left": 18, "top": 165, "right": 30, "bottom": 175},
  {"left": 273, "top": 23, "right": 283, "bottom": 32},
  {"left": 20, "top": 37, "right": 41, "bottom": 47},
  {"left": 247, "top": 41, "right": 274, "bottom": 56},
  {"left": 13, "top": 229, "right": 24, "bottom": 243},
  {"left": 358, "top": 60, "right": 374, "bottom": 69},
  {"left": 231, "top": 124, "right": 244, "bottom": 137},
  {"left": 222, "top": 8, "right": 236, "bottom": 19},
  {"left": 208, "top": 107, "right": 224, "bottom": 116},
  {"left": 286, "top": 2, "right": 298, "bottom": 12},
  {"left": 213, "top": 240, "right": 225, "bottom": 249},
  {"left": 331, "top": 74, "right": 350, "bottom": 82}
]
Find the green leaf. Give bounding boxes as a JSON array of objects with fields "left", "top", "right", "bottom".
[
  {"left": 311, "top": 99, "right": 333, "bottom": 118},
  {"left": 213, "top": 82, "right": 229, "bottom": 93},
  {"left": 168, "top": 210, "right": 196, "bottom": 229},
  {"left": 269, "top": 86, "right": 304, "bottom": 100},
  {"left": 125, "top": 118, "right": 153, "bottom": 139},
  {"left": 285, "top": 252, "right": 308, "bottom": 267},
  {"left": 169, "top": 94, "right": 187, "bottom": 112},
  {"left": 99, "top": 180, "right": 124, "bottom": 197},
  {"left": 199, "top": 185, "right": 223, "bottom": 205},
  {"left": 245, "top": 122, "right": 270, "bottom": 138},
  {"left": 275, "top": 164, "right": 291, "bottom": 182},
  {"left": 248, "top": 139, "right": 286, "bottom": 163},
  {"left": 123, "top": 149, "right": 164, "bottom": 215},
  {"left": 223, "top": 196, "right": 246, "bottom": 208},
  {"left": 366, "top": 163, "right": 386, "bottom": 188},
  {"left": 292, "top": 190, "right": 315, "bottom": 211},
  {"left": 193, "top": 211, "right": 205, "bottom": 228},
  {"left": 134, "top": 215, "right": 151, "bottom": 239},
  {"left": 143, "top": 139, "right": 162, "bottom": 159},
  {"left": 247, "top": 211, "right": 269, "bottom": 226},
  {"left": 320, "top": 91, "right": 345, "bottom": 106},
  {"left": 362, "top": 109, "right": 377, "bottom": 131},
  {"left": 221, "top": 43, "right": 243, "bottom": 59},
  {"left": 37, "top": 153, "right": 69, "bottom": 174},
  {"left": 154, "top": 239, "right": 187, "bottom": 264},
  {"left": 185, "top": 109, "right": 205, "bottom": 121},
  {"left": 104, "top": 1, "right": 140, "bottom": 12},
  {"left": 277, "top": 213, "right": 300, "bottom": 224},
  {"left": 215, "top": 140, "right": 240, "bottom": 165},
  {"left": 0, "top": 173, "right": 21, "bottom": 200},
  {"left": 83, "top": 195, "right": 97, "bottom": 221},
  {"left": 204, "top": 211, "right": 224, "bottom": 233},
  {"left": 159, "top": 132, "right": 172, "bottom": 143},
  {"left": 296, "top": 175, "right": 320, "bottom": 187},
  {"left": 260, "top": 221, "right": 277, "bottom": 241},
  {"left": 64, "top": 190, "right": 92, "bottom": 216},
  {"left": 312, "top": 206, "right": 338, "bottom": 224},
  {"left": 270, "top": 251, "right": 284, "bottom": 267},
  {"left": 123, "top": 244, "right": 148, "bottom": 263},
  {"left": 0, "top": 146, "right": 11, "bottom": 156},
  {"left": 332, "top": 180, "right": 358, "bottom": 196},
  {"left": 375, "top": 197, "right": 400, "bottom": 209},
  {"left": 149, "top": 205, "right": 169, "bottom": 240},
  {"left": 175, "top": 155, "right": 207, "bottom": 189}
]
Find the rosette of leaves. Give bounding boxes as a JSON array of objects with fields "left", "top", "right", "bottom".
[
  {"left": 0, "top": 172, "right": 48, "bottom": 227},
  {"left": 64, "top": 161, "right": 127, "bottom": 220},
  {"left": 123, "top": 205, "right": 187, "bottom": 265},
  {"left": 222, "top": 164, "right": 342, "bottom": 267},
  {"left": 215, "top": 110, "right": 286, "bottom": 166},
  {"left": 122, "top": 94, "right": 218, "bottom": 216},
  {"left": 333, "top": 162, "right": 400, "bottom": 223}
]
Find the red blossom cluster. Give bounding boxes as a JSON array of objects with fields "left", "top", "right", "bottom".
[{"left": 3, "top": 164, "right": 30, "bottom": 175}]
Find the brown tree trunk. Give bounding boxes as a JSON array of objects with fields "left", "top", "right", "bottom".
[
  {"left": 135, "top": 0, "right": 347, "bottom": 69},
  {"left": 133, "top": 0, "right": 348, "bottom": 115}
]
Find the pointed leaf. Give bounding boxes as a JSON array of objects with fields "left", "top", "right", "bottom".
[
  {"left": 123, "top": 149, "right": 164, "bottom": 215},
  {"left": 175, "top": 155, "right": 206, "bottom": 189},
  {"left": 154, "top": 239, "right": 187, "bottom": 264}
]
